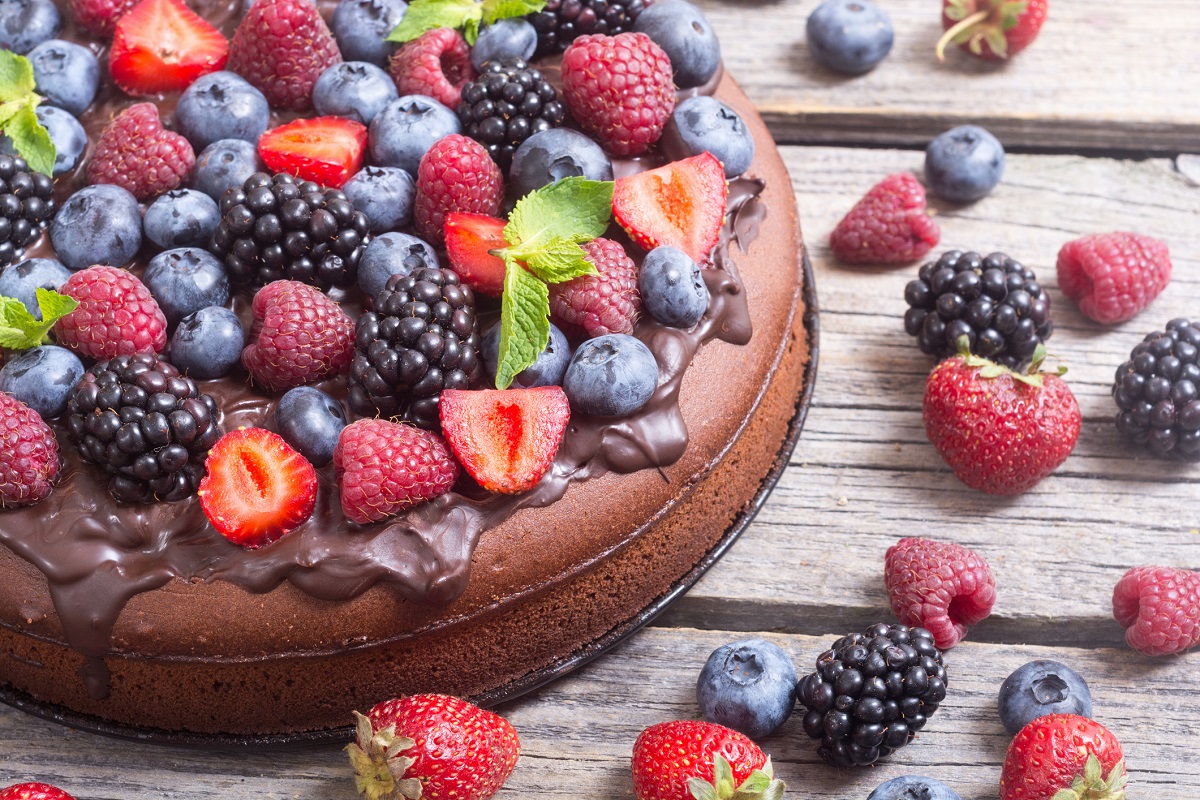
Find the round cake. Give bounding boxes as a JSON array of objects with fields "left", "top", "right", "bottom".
[{"left": 0, "top": 0, "right": 814, "bottom": 739}]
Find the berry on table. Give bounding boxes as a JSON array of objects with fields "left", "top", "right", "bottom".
[
  {"left": 330, "top": 0, "right": 407, "bottom": 67},
  {"left": 0, "top": 0, "right": 61, "bottom": 53},
  {"left": 0, "top": 345, "right": 86, "bottom": 419},
  {"left": 1112, "top": 565, "right": 1200, "bottom": 656},
  {"left": 806, "top": 0, "right": 894, "bottom": 75},
  {"left": 0, "top": 392, "right": 60, "bottom": 507},
  {"left": 925, "top": 124, "right": 1005, "bottom": 203},
  {"left": 389, "top": 27, "right": 476, "bottom": 110},
  {"left": 169, "top": 306, "right": 245, "bottom": 380},
  {"left": 412, "top": 133, "right": 504, "bottom": 246},
  {"left": 1057, "top": 231, "right": 1171, "bottom": 325},
  {"left": 884, "top": 536, "right": 996, "bottom": 649},
  {"left": 457, "top": 59, "right": 566, "bottom": 170},
  {"left": 0, "top": 155, "right": 56, "bottom": 268},
  {"left": 938, "top": 0, "right": 1048, "bottom": 61},
  {"left": 241, "top": 280, "right": 356, "bottom": 391},
  {"left": 342, "top": 166, "right": 416, "bottom": 234},
  {"left": 0, "top": 783, "right": 76, "bottom": 800},
  {"left": 226, "top": 0, "right": 342, "bottom": 111},
  {"left": 671, "top": 96, "right": 755, "bottom": 179},
  {"left": 633, "top": 0, "right": 721, "bottom": 88},
  {"left": 31, "top": 106, "right": 87, "bottom": 176},
  {"left": 192, "top": 139, "right": 263, "bottom": 202},
  {"left": 868, "top": 776, "right": 962, "bottom": 800},
  {"left": 696, "top": 638, "right": 797, "bottom": 739},
  {"left": 562, "top": 333, "right": 658, "bottom": 417},
  {"left": 28, "top": 38, "right": 99, "bottom": 116},
  {"left": 631, "top": 719, "right": 784, "bottom": 800},
  {"left": 1000, "top": 714, "right": 1126, "bottom": 800},
  {"left": 368, "top": 94, "right": 462, "bottom": 176},
  {"left": 612, "top": 152, "right": 727, "bottom": 264},
  {"left": 0, "top": 258, "right": 70, "bottom": 318},
  {"left": 830, "top": 172, "right": 940, "bottom": 266},
  {"left": 313, "top": 61, "right": 399, "bottom": 126},
  {"left": 549, "top": 237, "right": 640, "bottom": 338},
  {"left": 85, "top": 103, "right": 195, "bottom": 201},
  {"left": 1111, "top": 318, "right": 1200, "bottom": 460},
  {"left": 335, "top": 419, "right": 459, "bottom": 523},
  {"left": 108, "top": 0, "right": 229, "bottom": 96},
  {"left": 56, "top": 266, "right": 168, "bottom": 360},
  {"left": 998, "top": 660, "right": 1093, "bottom": 736},
  {"left": 274, "top": 386, "right": 347, "bottom": 468},
  {"left": 639, "top": 245, "right": 709, "bottom": 329},
  {"left": 175, "top": 71, "right": 271, "bottom": 151},
  {"left": 472, "top": 18, "right": 538, "bottom": 69},
  {"left": 509, "top": 127, "right": 613, "bottom": 199},
  {"left": 529, "top": 0, "right": 651, "bottom": 56},
  {"left": 480, "top": 322, "right": 571, "bottom": 389},
  {"left": 143, "top": 189, "right": 222, "bottom": 251},
  {"left": 356, "top": 230, "right": 438, "bottom": 298},
  {"left": 257, "top": 116, "right": 368, "bottom": 189}
]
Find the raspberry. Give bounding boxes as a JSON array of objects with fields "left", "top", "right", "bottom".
[
  {"left": 412, "top": 134, "right": 504, "bottom": 246},
  {"left": 241, "top": 280, "right": 356, "bottom": 392},
  {"left": 561, "top": 32, "right": 675, "bottom": 157},
  {"left": 56, "top": 266, "right": 168, "bottom": 360},
  {"left": 884, "top": 536, "right": 996, "bottom": 649},
  {"left": 84, "top": 103, "right": 194, "bottom": 201},
  {"left": 0, "top": 393, "right": 59, "bottom": 508},
  {"left": 68, "top": 0, "right": 137, "bottom": 37},
  {"left": 389, "top": 28, "right": 476, "bottom": 110},
  {"left": 830, "top": 173, "right": 941, "bottom": 265},
  {"left": 227, "top": 0, "right": 341, "bottom": 111},
  {"left": 1112, "top": 565, "right": 1200, "bottom": 656},
  {"left": 334, "top": 418, "right": 459, "bottom": 524},
  {"left": 549, "top": 237, "right": 640, "bottom": 337},
  {"left": 1056, "top": 231, "right": 1172, "bottom": 325}
]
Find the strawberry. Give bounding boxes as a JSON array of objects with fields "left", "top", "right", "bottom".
[
  {"left": 1000, "top": 714, "right": 1127, "bottom": 800},
  {"left": 444, "top": 212, "right": 508, "bottom": 297},
  {"left": 109, "top": 0, "right": 229, "bottom": 96},
  {"left": 258, "top": 117, "right": 367, "bottom": 189},
  {"left": 439, "top": 387, "right": 570, "bottom": 494},
  {"left": 347, "top": 693, "right": 519, "bottom": 800},
  {"left": 0, "top": 784, "right": 76, "bottom": 800},
  {"left": 612, "top": 152, "right": 728, "bottom": 264},
  {"left": 631, "top": 720, "right": 785, "bottom": 800},
  {"left": 198, "top": 427, "right": 318, "bottom": 548},
  {"left": 937, "top": 0, "right": 1049, "bottom": 61}
]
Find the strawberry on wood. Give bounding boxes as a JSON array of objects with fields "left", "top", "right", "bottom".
[
  {"left": 937, "top": 0, "right": 1049, "bottom": 61},
  {"left": 1000, "top": 714, "right": 1127, "bottom": 800},
  {"left": 631, "top": 719, "right": 785, "bottom": 800}
]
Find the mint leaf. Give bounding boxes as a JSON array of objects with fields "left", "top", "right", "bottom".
[
  {"left": 503, "top": 176, "right": 614, "bottom": 253},
  {"left": 495, "top": 259, "right": 549, "bottom": 389},
  {"left": 387, "top": 0, "right": 482, "bottom": 43},
  {"left": 481, "top": 0, "right": 545, "bottom": 25},
  {"left": 515, "top": 238, "right": 595, "bottom": 284},
  {"left": 4, "top": 101, "right": 55, "bottom": 176},
  {"left": 0, "top": 289, "right": 77, "bottom": 351},
  {"left": 0, "top": 50, "right": 35, "bottom": 104},
  {"left": 35, "top": 287, "right": 78, "bottom": 323}
]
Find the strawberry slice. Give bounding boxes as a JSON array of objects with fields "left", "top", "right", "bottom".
[
  {"left": 612, "top": 152, "right": 728, "bottom": 264},
  {"left": 444, "top": 212, "right": 508, "bottom": 297},
  {"left": 258, "top": 117, "right": 367, "bottom": 189},
  {"left": 439, "top": 387, "right": 570, "bottom": 495},
  {"left": 198, "top": 427, "right": 318, "bottom": 548},
  {"left": 109, "top": 0, "right": 229, "bottom": 96}
]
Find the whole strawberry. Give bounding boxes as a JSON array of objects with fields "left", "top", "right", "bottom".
[
  {"left": 1112, "top": 565, "right": 1200, "bottom": 656},
  {"left": 938, "top": 0, "right": 1048, "bottom": 61},
  {"left": 884, "top": 536, "right": 996, "bottom": 649},
  {"left": 334, "top": 419, "right": 459, "bottom": 524},
  {"left": 923, "top": 342, "right": 1080, "bottom": 495},
  {"left": 1000, "top": 714, "right": 1126, "bottom": 800},
  {"left": 549, "top": 237, "right": 640, "bottom": 337},
  {"left": 241, "top": 280, "right": 356, "bottom": 392},
  {"left": 0, "top": 784, "right": 76, "bottom": 800},
  {"left": 1057, "top": 232, "right": 1171, "bottom": 325},
  {"left": 56, "top": 266, "right": 168, "bottom": 360},
  {"left": 85, "top": 103, "right": 195, "bottom": 201},
  {"left": 227, "top": 0, "right": 341, "bottom": 111},
  {"left": 631, "top": 720, "right": 785, "bottom": 800},
  {"left": 413, "top": 134, "right": 504, "bottom": 246},
  {"left": 389, "top": 27, "right": 476, "bottom": 110},
  {"left": 347, "top": 694, "right": 519, "bottom": 800},
  {"left": 0, "top": 394, "right": 60, "bottom": 508},
  {"left": 830, "top": 173, "right": 940, "bottom": 265}
]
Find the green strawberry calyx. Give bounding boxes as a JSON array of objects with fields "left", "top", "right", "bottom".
[
  {"left": 687, "top": 754, "right": 786, "bottom": 800},
  {"left": 1049, "top": 754, "right": 1127, "bottom": 800},
  {"left": 936, "top": 0, "right": 1030, "bottom": 60},
  {"left": 955, "top": 335, "right": 1066, "bottom": 389},
  {"left": 345, "top": 711, "right": 422, "bottom": 800}
]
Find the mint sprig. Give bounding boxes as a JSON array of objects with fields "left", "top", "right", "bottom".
[
  {"left": 0, "top": 288, "right": 78, "bottom": 351},
  {"left": 0, "top": 51, "right": 56, "bottom": 176},
  {"left": 387, "top": 0, "right": 546, "bottom": 46}
]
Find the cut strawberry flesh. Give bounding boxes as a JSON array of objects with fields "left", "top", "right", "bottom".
[
  {"left": 109, "top": 0, "right": 229, "bottom": 95},
  {"left": 258, "top": 117, "right": 368, "bottom": 189},
  {"left": 444, "top": 212, "right": 508, "bottom": 297},
  {"left": 612, "top": 152, "right": 728, "bottom": 263}
]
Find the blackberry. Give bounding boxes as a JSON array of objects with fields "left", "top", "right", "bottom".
[
  {"left": 0, "top": 154, "right": 56, "bottom": 268},
  {"left": 903, "top": 250, "right": 1052, "bottom": 368},
  {"left": 529, "top": 0, "right": 653, "bottom": 55},
  {"left": 457, "top": 60, "right": 566, "bottom": 171},
  {"left": 209, "top": 172, "right": 371, "bottom": 289},
  {"left": 796, "top": 622, "right": 947, "bottom": 767},
  {"left": 1113, "top": 318, "right": 1200, "bottom": 461},
  {"left": 348, "top": 267, "right": 484, "bottom": 430},
  {"left": 65, "top": 353, "right": 223, "bottom": 504}
]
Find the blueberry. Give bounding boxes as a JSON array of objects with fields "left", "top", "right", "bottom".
[
  {"left": 169, "top": 306, "right": 245, "bottom": 380},
  {"left": 998, "top": 660, "right": 1093, "bottom": 736},
  {"left": 175, "top": 71, "right": 271, "bottom": 151},
  {"left": 0, "top": 0, "right": 60, "bottom": 53},
  {"left": 342, "top": 166, "right": 415, "bottom": 234},
  {"left": 563, "top": 334, "right": 658, "bottom": 417},
  {"left": 925, "top": 125, "right": 1006, "bottom": 203},
  {"left": 481, "top": 322, "right": 570, "bottom": 389},
  {"left": 0, "top": 345, "right": 84, "bottom": 418},
  {"left": 640, "top": 246, "right": 709, "bottom": 329},
  {"left": 143, "top": 248, "right": 230, "bottom": 325},
  {"left": 471, "top": 18, "right": 537, "bottom": 70},
  {"left": 50, "top": 184, "right": 142, "bottom": 270},
  {"left": 313, "top": 61, "right": 399, "bottom": 126},
  {"left": 0, "top": 257, "right": 70, "bottom": 318},
  {"left": 670, "top": 96, "right": 754, "bottom": 178},
  {"left": 144, "top": 189, "right": 221, "bottom": 250},
  {"left": 696, "top": 638, "right": 797, "bottom": 739},
  {"left": 274, "top": 386, "right": 348, "bottom": 467},
  {"left": 867, "top": 776, "right": 962, "bottom": 800},
  {"left": 806, "top": 0, "right": 894, "bottom": 75},
  {"left": 192, "top": 139, "right": 264, "bottom": 202},
  {"left": 369, "top": 95, "right": 461, "bottom": 175},
  {"left": 358, "top": 231, "right": 438, "bottom": 298},
  {"left": 28, "top": 39, "right": 98, "bottom": 116},
  {"left": 331, "top": 0, "right": 407, "bottom": 66},
  {"left": 634, "top": 0, "right": 720, "bottom": 89},
  {"left": 510, "top": 128, "right": 613, "bottom": 199},
  {"left": 34, "top": 106, "right": 87, "bottom": 176}
]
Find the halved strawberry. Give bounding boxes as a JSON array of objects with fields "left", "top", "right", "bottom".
[
  {"left": 444, "top": 212, "right": 508, "bottom": 297},
  {"left": 198, "top": 427, "right": 318, "bottom": 548},
  {"left": 612, "top": 152, "right": 728, "bottom": 264},
  {"left": 439, "top": 387, "right": 570, "bottom": 495},
  {"left": 257, "top": 117, "right": 367, "bottom": 189},
  {"left": 109, "top": 0, "right": 229, "bottom": 96}
]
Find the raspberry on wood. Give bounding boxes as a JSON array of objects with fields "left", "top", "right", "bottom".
[
  {"left": 1113, "top": 565, "right": 1200, "bottom": 656},
  {"left": 412, "top": 134, "right": 504, "bottom": 246},
  {"left": 549, "top": 237, "right": 640, "bottom": 338},
  {"left": 0, "top": 393, "right": 60, "bottom": 508},
  {"left": 389, "top": 27, "right": 476, "bottom": 110},
  {"left": 56, "top": 266, "right": 168, "bottom": 360},
  {"left": 241, "top": 280, "right": 356, "bottom": 392},
  {"left": 1057, "top": 231, "right": 1172, "bottom": 325},
  {"left": 830, "top": 172, "right": 940, "bottom": 266},
  {"left": 85, "top": 103, "right": 194, "bottom": 201},
  {"left": 334, "top": 418, "right": 459, "bottom": 523},
  {"left": 884, "top": 536, "right": 996, "bottom": 649},
  {"left": 227, "top": 0, "right": 342, "bottom": 111}
]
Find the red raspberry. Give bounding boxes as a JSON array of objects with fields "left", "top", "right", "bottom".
[
  {"left": 884, "top": 536, "right": 996, "bottom": 649},
  {"left": 1056, "top": 231, "right": 1172, "bottom": 325},
  {"left": 56, "top": 266, "right": 168, "bottom": 360},
  {"left": 388, "top": 27, "right": 476, "bottom": 110},
  {"left": 549, "top": 237, "right": 640, "bottom": 338},
  {"left": 334, "top": 419, "right": 459, "bottom": 524},
  {"left": 241, "top": 280, "right": 355, "bottom": 392},
  {"left": 561, "top": 32, "right": 675, "bottom": 157},
  {"left": 227, "top": 0, "right": 341, "bottom": 111},
  {"left": 1112, "top": 565, "right": 1200, "bottom": 656},
  {"left": 0, "top": 394, "right": 60, "bottom": 508},
  {"left": 830, "top": 173, "right": 941, "bottom": 265},
  {"left": 68, "top": 0, "right": 137, "bottom": 37},
  {"left": 413, "top": 134, "right": 504, "bottom": 246},
  {"left": 85, "top": 103, "right": 194, "bottom": 201}
]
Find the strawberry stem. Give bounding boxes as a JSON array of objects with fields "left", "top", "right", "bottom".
[{"left": 936, "top": 8, "right": 991, "bottom": 61}]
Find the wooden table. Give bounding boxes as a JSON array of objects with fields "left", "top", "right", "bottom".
[{"left": 3, "top": 0, "right": 1198, "bottom": 796}]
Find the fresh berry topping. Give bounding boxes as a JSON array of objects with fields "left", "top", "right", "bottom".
[
  {"left": 192, "top": 138, "right": 263, "bottom": 202},
  {"left": 0, "top": 392, "right": 60, "bottom": 508},
  {"left": 633, "top": 0, "right": 720, "bottom": 88},
  {"left": 480, "top": 322, "right": 571, "bottom": 389},
  {"left": 562, "top": 333, "right": 658, "bottom": 416},
  {"left": 530, "top": 0, "right": 652, "bottom": 56},
  {"left": 312, "top": 61, "right": 398, "bottom": 126},
  {"left": 143, "top": 189, "right": 221, "bottom": 251},
  {"left": 0, "top": 784, "right": 76, "bottom": 800},
  {"left": 49, "top": 184, "right": 142, "bottom": 271},
  {"left": 56, "top": 266, "right": 168, "bottom": 360},
  {"left": 34, "top": 105, "right": 88, "bottom": 177},
  {"left": 1112, "top": 565, "right": 1200, "bottom": 656},
  {"left": 198, "top": 427, "right": 317, "bottom": 547},
  {"left": 1000, "top": 714, "right": 1126, "bottom": 800},
  {"left": 696, "top": 638, "right": 797, "bottom": 739},
  {"left": 108, "top": 0, "right": 229, "bottom": 96},
  {"left": 639, "top": 245, "right": 709, "bottom": 328},
  {"left": 241, "top": 280, "right": 356, "bottom": 391},
  {"left": 226, "top": 0, "right": 342, "bottom": 112},
  {"left": 456, "top": 59, "right": 566, "bottom": 170},
  {"left": 412, "top": 133, "right": 504, "bottom": 246},
  {"left": 1057, "top": 232, "right": 1171, "bottom": 325},
  {"left": 0, "top": 258, "right": 69, "bottom": 319},
  {"left": 142, "top": 247, "right": 230, "bottom": 325},
  {"left": 867, "top": 777, "right": 961, "bottom": 800},
  {"left": 925, "top": 124, "right": 1006, "bottom": 203},
  {"left": 631, "top": 719, "right": 784, "bottom": 800},
  {"left": 28, "top": 39, "right": 100, "bottom": 116},
  {"left": 548, "top": 237, "right": 640, "bottom": 337},
  {"left": 169, "top": 306, "right": 245, "bottom": 380},
  {"left": 330, "top": 0, "right": 406, "bottom": 66},
  {"left": 797, "top": 622, "right": 946, "bottom": 767},
  {"left": 0, "top": 155, "right": 56, "bottom": 268},
  {"left": 175, "top": 71, "right": 270, "bottom": 151},
  {"left": 830, "top": 173, "right": 940, "bottom": 266},
  {"left": 612, "top": 153, "right": 727, "bottom": 264},
  {"left": 806, "top": 0, "right": 894, "bottom": 75},
  {"left": 998, "top": 660, "right": 1093, "bottom": 736},
  {"left": 561, "top": 31, "right": 675, "bottom": 157},
  {"left": 510, "top": 127, "right": 613, "bottom": 199},
  {"left": 257, "top": 116, "right": 368, "bottom": 189},
  {"left": 884, "top": 536, "right": 996, "bottom": 649},
  {"left": 274, "top": 386, "right": 346, "bottom": 468},
  {"left": 0, "top": 345, "right": 85, "bottom": 419},
  {"left": 368, "top": 94, "right": 462, "bottom": 177},
  {"left": 389, "top": 27, "right": 476, "bottom": 110},
  {"left": 334, "top": 419, "right": 458, "bottom": 523},
  {"left": 444, "top": 212, "right": 507, "bottom": 297},
  {"left": 471, "top": 18, "right": 538, "bottom": 69},
  {"left": 0, "top": 0, "right": 62, "bottom": 53},
  {"left": 68, "top": 0, "right": 136, "bottom": 38},
  {"left": 1111, "top": 318, "right": 1200, "bottom": 460},
  {"left": 357, "top": 230, "right": 440, "bottom": 298},
  {"left": 85, "top": 102, "right": 195, "bottom": 201},
  {"left": 938, "top": 0, "right": 1048, "bottom": 61},
  {"left": 671, "top": 96, "right": 754, "bottom": 179},
  {"left": 343, "top": 166, "right": 416, "bottom": 234}
]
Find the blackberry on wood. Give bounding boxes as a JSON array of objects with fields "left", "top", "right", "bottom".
[
  {"left": 797, "top": 622, "right": 947, "bottom": 767},
  {"left": 348, "top": 267, "right": 484, "bottom": 430},
  {"left": 1113, "top": 318, "right": 1200, "bottom": 461},
  {"left": 65, "top": 353, "right": 223, "bottom": 504},
  {"left": 903, "top": 250, "right": 1052, "bottom": 368},
  {"left": 529, "top": 0, "right": 653, "bottom": 55},
  {"left": 210, "top": 172, "right": 370, "bottom": 289},
  {"left": 0, "top": 154, "right": 56, "bottom": 268},
  {"left": 457, "top": 60, "right": 566, "bottom": 171}
]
